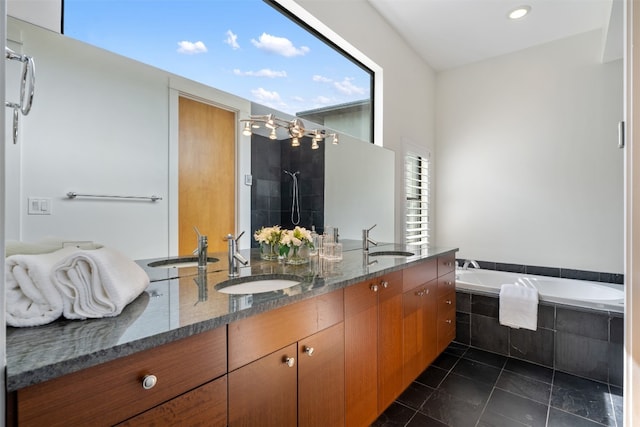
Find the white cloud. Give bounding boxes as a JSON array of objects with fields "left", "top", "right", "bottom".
[
  {"left": 334, "top": 77, "right": 366, "bottom": 96},
  {"left": 225, "top": 30, "right": 240, "bottom": 50},
  {"left": 312, "top": 75, "right": 332, "bottom": 83},
  {"left": 251, "top": 87, "right": 282, "bottom": 102},
  {"left": 233, "top": 68, "right": 287, "bottom": 78},
  {"left": 251, "top": 33, "right": 310, "bottom": 57},
  {"left": 314, "top": 95, "right": 332, "bottom": 105},
  {"left": 291, "top": 95, "right": 305, "bottom": 103},
  {"left": 177, "top": 40, "right": 208, "bottom": 54}
]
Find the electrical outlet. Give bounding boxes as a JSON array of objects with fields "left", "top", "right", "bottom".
[{"left": 27, "top": 197, "right": 52, "bottom": 215}]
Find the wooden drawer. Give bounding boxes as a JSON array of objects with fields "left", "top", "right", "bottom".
[
  {"left": 17, "top": 327, "right": 227, "bottom": 427},
  {"left": 437, "top": 295, "right": 456, "bottom": 353},
  {"left": 403, "top": 259, "right": 437, "bottom": 292},
  {"left": 228, "top": 289, "right": 344, "bottom": 371},
  {"left": 437, "top": 271, "right": 456, "bottom": 296},
  {"left": 438, "top": 252, "right": 456, "bottom": 276},
  {"left": 437, "top": 291, "right": 455, "bottom": 314},
  {"left": 116, "top": 375, "right": 227, "bottom": 426}
]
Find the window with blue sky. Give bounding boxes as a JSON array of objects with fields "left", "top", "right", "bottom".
[{"left": 63, "top": 0, "right": 373, "bottom": 126}]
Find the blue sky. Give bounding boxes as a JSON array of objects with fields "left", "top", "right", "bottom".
[{"left": 64, "top": 0, "right": 371, "bottom": 115}]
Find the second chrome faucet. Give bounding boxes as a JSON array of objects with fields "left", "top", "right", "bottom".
[{"left": 227, "top": 231, "right": 249, "bottom": 277}]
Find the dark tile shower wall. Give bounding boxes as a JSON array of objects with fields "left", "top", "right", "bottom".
[
  {"left": 250, "top": 134, "right": 325, "bottom": 247},
  {"left": 280, "top": 136, "right": 325, "bottom": 232},
  {"left": 455, "top": 290, "right": 623, "bottom": 386}
]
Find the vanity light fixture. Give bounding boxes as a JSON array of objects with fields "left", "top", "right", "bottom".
[
  {"left": 240, "top": 114, "right": 339, "bottom": 148},
  {"left": 508, "top": 5, "right": 531, "bottom": 20}
]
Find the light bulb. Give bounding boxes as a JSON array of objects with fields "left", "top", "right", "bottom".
[
  {"left": 269, "top": 128, "right": 277, "bottom": 140},
  {"left": 291, "top": 137, "right": 300, "bottom": 147},
  {"left": 242, "top": 122, "right": 252, "bottom": 136},
  {"left": 311, "top": 140, "right": 319, "bottom": 150},
  {"left": 332, "top": 134, "right": 339, "bottom": 145},
  {"left": 508, "top": 5, "right": 530, "bottom": 20}
]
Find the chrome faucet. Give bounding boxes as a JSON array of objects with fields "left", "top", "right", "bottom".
[
  {"left": 226, "top": 231, "right": 248, "bottom": 277},
  {"left": 462, "top": 259, "right": 480, "bottom": 270},
  {"left": 193, "top": 226, "right": 208, "bottom": 270},
  {"left": 362, "top": 223, "right": 378, "bottom": 252}
]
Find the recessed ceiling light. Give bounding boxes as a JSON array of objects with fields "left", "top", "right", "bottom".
[{"left": 508, "top": 5, "right": 531, "bottom": 20}]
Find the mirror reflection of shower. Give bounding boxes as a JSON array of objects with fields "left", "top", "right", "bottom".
[{"left": 284, "top": 170, "right": 301, "bottom": 225}]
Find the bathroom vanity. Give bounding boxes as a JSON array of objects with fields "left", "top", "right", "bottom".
[{"left": 5, "top": 244, "right": 457, "bottom": 426}]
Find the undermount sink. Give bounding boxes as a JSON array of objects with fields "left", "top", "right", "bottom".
[
  {"left": 147, "top": 256, "right": 220, "bottom": 268},
  {"left": 368, "top": 250, "right": 415, "bottom": 258},
  {"left": 216, "top": 277, "right": 300, "bottom": 295}
]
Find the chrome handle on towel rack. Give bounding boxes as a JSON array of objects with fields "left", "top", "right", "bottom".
[
  {"left": 66, "top": 192, "right": 163, "bottom": 202},
  {"left": 5, "top": 46, "right": 36, "bottom": 144}
]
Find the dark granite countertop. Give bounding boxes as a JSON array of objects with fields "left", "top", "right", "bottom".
[{"left": 6, "top": 242, "right": 457, "bottom": 392}]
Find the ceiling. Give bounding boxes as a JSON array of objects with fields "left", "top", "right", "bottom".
[{"left": 367, "top": 0, "right": 623, "bottom": 71}]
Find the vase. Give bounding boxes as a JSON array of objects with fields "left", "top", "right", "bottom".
[
  {"left": 286, "top": 245, "right": 308, "bottom": 265},
  {"left": 260, "top": 242, "right": 278, "bottom": 261}
]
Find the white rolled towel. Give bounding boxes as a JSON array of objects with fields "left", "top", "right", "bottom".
[
  {"left": 499, "top": 283, "right": 539, "bottom": 331},
  {"left": 52, "top": 247, "right": 150, "bottom": 320},
  {"left": 6, "top": 247, "right": 80, "bottom": 327}
]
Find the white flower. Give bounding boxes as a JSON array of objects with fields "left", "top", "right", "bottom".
[{"left": 253, "top": 225, "right": 282, "bottom": 245}]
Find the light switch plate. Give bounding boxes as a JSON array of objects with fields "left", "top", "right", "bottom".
[{"left": 27, "top": 197, "right": 52, "bottom": 215}]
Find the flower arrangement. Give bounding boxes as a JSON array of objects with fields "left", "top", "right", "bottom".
[
  {"left": 254, "top": 225, "right": 313, "bottom": 264},
  {"left": 254, "top": 225, "right": 282, "bottom": 260}
]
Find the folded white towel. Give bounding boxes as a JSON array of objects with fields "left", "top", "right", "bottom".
[
  {"left": 52, "top": 247, "right": 150, "bottom": 320},
  {"left": 499, "top": 283, "right": 539, "bottom": 331},
  {"left": 5, "top": 247, "right": 80, "bottom": 327}
]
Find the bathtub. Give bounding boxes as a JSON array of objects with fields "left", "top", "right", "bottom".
[{"left": 455, "top": 268, "right": 624, "bottom": 313}]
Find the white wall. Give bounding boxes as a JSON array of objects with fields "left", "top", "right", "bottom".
[
  {"left": 293, "top": 0, "right": 437, "bottom": 243},
  {"left": 435, "top": 30, "right": 624, "bottom": 273},
  {"left": 6, "top": 18, "right": 252, "bottom": 260}
]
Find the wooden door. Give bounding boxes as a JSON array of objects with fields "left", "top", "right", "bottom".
[
  {"left": 178, "top": 96, "right": 235, "bottom": 254},
  {"left": 377, "top": 271, "right": 404, "bottom": 413},
  {"left": 228, "top": 343, "right": 298, "bottom": 427},
  {"left": 298, "top": 323, "right": 345, "bottom": 427},
  {"left": 344, "top": 279, "right": 378, "bottom": 427}
]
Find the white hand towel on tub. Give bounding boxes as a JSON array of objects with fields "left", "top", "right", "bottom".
[
  {"left": 499, "top": 283, "right": 539, "bottom": 331},
  {"left": 52, "top": 247, "right": 150, "bottom": 320},
  {"left": 5, "top": 246, "right": 80, "bottom": 327}
]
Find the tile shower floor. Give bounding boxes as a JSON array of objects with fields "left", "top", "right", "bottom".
[{"left": 372, "top": 342, "right": 623, "bottom": 427}]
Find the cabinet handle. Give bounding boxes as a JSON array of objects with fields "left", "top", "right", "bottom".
[
  {"left": 304, "top": 346, "right": 315, "bottom": 357},
  {"left": 445, "top": 299, "right": 452, "bottom": 305},
  {"left": 370, "top": 284, "right": 379, "bottom": 292},
  {"left": 415, "top": 290, "right": 423, "bottom": 297},
  {"left": 284, "top": 357, "right": 296, "bottom": 368},
  {"left": 381, "top": 280, "right": 389, "bottom": 289},
  {"left": 445, "top": 319, "right": 452, "bottom": 324},
  {"left": 445, "top": 261, "right": 453, "bottom": 267},
  {"left": 142, "top": 374, "right": 158, "bottom": 390}
]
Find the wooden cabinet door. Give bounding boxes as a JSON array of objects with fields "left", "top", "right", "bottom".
[
  {"left": 299, "top": 322, "right": 345, "bottom": 427},
  {"left": 403, "top": 278, "right": 437, "bottom": 387},
  {"left": 377, "top": 271, "right": 404, "bottom": 413},
  {"left": 228, "top": 343, "right": 298, "bottom": 427},
  {"left": 344, "top": 279, "right": 378, "bottom": 427},
  {"left": 116, "top": 376, "right": 227, "bottom": 426}
]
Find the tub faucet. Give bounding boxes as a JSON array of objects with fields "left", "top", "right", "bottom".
[
  {"left": 462, "top": 259, "right": 480, "bottom": 270},
  {"left": 362, "top": 224, "right": 378, "bottom": 252},
  {"left": 226, "top": 231, "right": 248, "bottom": 277},
  {"left": 193, "top": 227, "right": 208, "bottom": 270}
]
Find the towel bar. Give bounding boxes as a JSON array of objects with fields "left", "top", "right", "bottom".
[{"left": 66, "top": 192, "right": 162, "bottom": 202}]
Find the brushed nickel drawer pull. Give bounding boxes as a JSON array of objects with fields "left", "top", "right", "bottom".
[
  {"left": 445, "top": 319, "right": 452, "bottom": 324},
  {"left": 381, "top": 280, "right": 389, "bottom": 289},
  {"left": 142, "top": 374, "right": 158, "bottom": 390},
  {"left": 304, "top": 346, "right": 314, "bottom": 357},
  {"left": 370, "top": 284, "right": 379, "bottom": 292},
  {"left": 284, "top": 357, "right": 295, "bottom": 367}
]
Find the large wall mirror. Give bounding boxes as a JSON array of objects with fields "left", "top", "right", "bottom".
[{"left": 5, "top": 7, "right": 395, "bottom": 260}]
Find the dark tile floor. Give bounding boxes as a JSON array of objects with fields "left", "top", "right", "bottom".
[{"left": 372, "top": 342, "right": 623, "bottom": 427}]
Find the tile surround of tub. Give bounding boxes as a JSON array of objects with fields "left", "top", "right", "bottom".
[
  {"left": 460, "top": 259, "right": 624, "bottom": 284},
  {"left": 456, "top": 290, "right": 624, "bottom": 386}
]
